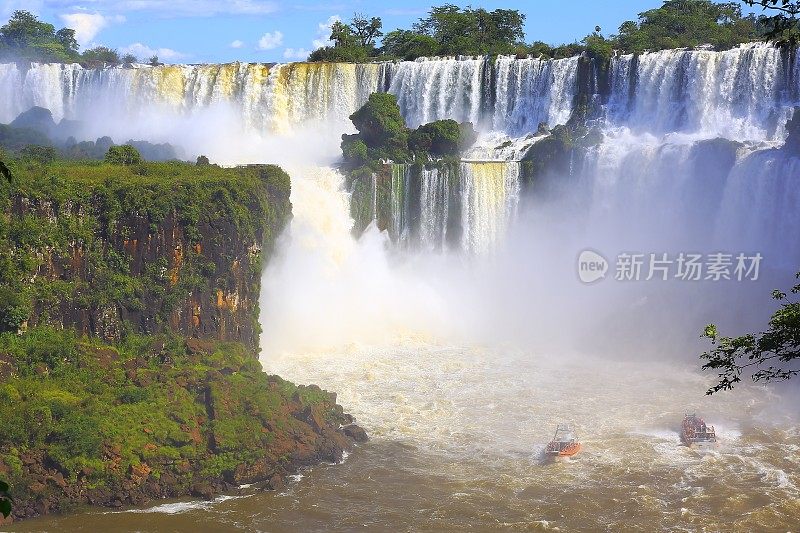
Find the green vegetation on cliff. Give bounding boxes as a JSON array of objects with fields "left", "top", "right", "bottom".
[
  {"left": 0, "top": 10, "right": 145, "bottom": 65},
  {"left": 340, "top": 94, "right": 473, "bottom": 245},
  {"left": 0, "top": 327, "right": 353, "bottom": 518},
  {"left": 341, "top": 92, "right": 476, "bottom": 174},
  {"left": 0, "top": 156, "right": 365, "bottom": 522},
  {"left": 305, "top": 1, "right": 772, "bottom": 64},
  {"left": 0, "top": 158, "right": 290, "bottom": 348}
]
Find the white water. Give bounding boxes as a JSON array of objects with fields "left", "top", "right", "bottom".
[
  {"left": 608, "top": 44, "right": 798, "bottom": 140},
  {"left": 419, "top": 166, "right": 450, "bottom": 251},
  {"left": 460, "top": 161, "right": 521, "bottom": 255},
  {"left": 259, "top": 166, "right": 452, "bottom": 355},
  {"left": 5, "top": 44, "right": 800, "bottom": 532}
]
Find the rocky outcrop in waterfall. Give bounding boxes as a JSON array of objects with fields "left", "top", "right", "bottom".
[
  {"left": 0, "top": 159, "right": 368, "bottom": 524},
  {"left": 0, "top": 161, "right": 291, "bottom": 349}
]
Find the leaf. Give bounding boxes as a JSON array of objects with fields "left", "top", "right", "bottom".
[
  {"left": 0, "top": 498, "right": 10, "bottom": 518},
  {"left": 0, "top": 480, "right": 8, "bottom": 492}
]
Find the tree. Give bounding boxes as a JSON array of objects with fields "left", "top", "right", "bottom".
[
  {"left": 149, "top": 55, "right": 160, "bottom": 66},
  {"left": 381, "top": 30, "right": 438, "bottom": 60},
  {"left": 308, "top": 44, "right": 369, "bottom": 62},
  {"left": 0, "top": 10, "right": 54, "bottom": 48},
  {"left": 19, "top": 145, "right": 57, "bottom": 165},
  {"left": 0, "top": 10, "right": 79, "bottom": 62},
  {"left": 583, "top": 31, "right": 613, "bottom": 62},
  {"left": 350, "top": 13, "right": 383, "bottom": 48},
  {"left": 81, "top": 46, "right": 121, "bottom": 67},
  {"left": 55, "top": 28, "right": 78, "bottom": 55},
  {"left": 196, "top": 155, "right": 210, "bottom": 166},
  {"left": 413, "top": 5, "right": 526, "bottom": 56},
  {"left": 121, "top": 53, "right": 137, "bottom": 65},
  {"left": 701, "top": 272, "right": 800, "bottom": 394},
  {"left": 330, "top": 21, "right": 357, "bottom": 48},
  {"left": 745, "top": 0, "right": 800, "bottom": 46},
  {"left": 349, "top": 92, "right": 407, "bottom": 150},
  {"left": 408, "top": 119, "right": 476, "bottom": 156},
  {"left": 308, "top": 15, "right": 382, "bottom": 62},
  {"left": 616, "top": 0, "right": 758, "bottom": 53},
  {"left": 105, "top": 145, "right": 143, "bottom": 166}
]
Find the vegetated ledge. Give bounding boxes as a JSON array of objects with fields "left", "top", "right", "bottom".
[
  {"left": 0, "top": 159, "right": 367, "bottom": 524},
  {"left": 0, "top": 159, "right": 292, "bottom": 350},
  {"left": 0, "top": 330, "right": 366, "bottom": 522}
]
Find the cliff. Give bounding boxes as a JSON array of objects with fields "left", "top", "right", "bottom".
[
  {"left": 0, "top": 159, "right": 366, "bottom": 523},
  {"left": 0, "top": 160, "right": 291, "bottom": 350},
  {"left": 0, "top": 330, "right": 364, "bottom": 521}
]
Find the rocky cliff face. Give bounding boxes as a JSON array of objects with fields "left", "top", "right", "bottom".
[
  {"left": 0, "top": 161, "right": 291, "bottom": 350},
  {"left": 0, "top": 160, "right": 367, "bottom": 524}
]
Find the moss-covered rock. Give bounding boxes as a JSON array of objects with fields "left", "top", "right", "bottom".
[
  {"left": 408, "top": 120, "right": 477, "bottom": 158},
  {"left": 0, "top": 328, "right": 359, "bottom": 521},
  {"left": 0, "top": 160, "right": 291, "bottom": 350}
]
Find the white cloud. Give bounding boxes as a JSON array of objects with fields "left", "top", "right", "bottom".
[
  {"left": 230, "top": 40, "right": 245, "bottom": 49},
  {"left": 59, "top": 12, "right": 125, "bottom": 47},
  {"left": 283, "top": 47, "right": 310, "bottom": 60},
  {"left": 121, "top": 42, "right": 186, "bottom": 62},
  {"left": 312, "top": 15, "right": 339, "bottom": 49},
  {"left": 257, "top": 30, "right": 283, "bottom": 50}
]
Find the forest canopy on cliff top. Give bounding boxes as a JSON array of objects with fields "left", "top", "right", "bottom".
[
  {"left": 312, "top": 0, "right": 780, "bottom": 62},
  {"left": 0, "top": 1, "right": 793, "bottom": 65}
]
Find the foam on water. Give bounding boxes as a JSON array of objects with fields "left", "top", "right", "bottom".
[{"left": 111, "top": 494, "right": 251, "bottom": 515}]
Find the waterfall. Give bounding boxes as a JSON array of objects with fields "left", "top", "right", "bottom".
[
  {"left": 3, "top": 47, "right": 799, "bottom": 263},
  {"left": 386, "top": 57, "right": 487, "bottom": 129},
  {"left": 605, "top": 43, "right": 798, "bottom": 140},
  {"left": 0, "top": 61, "right": 383, "bottom": 133},
  {"left": 460, "top": 161, "right": 520, "bottom": 255},
  {"left": 389, "top": 164, "right": 411, "bottom": 245},
  {"left": 419, "top": 166, "right": 451, "bottom": 251},
  {"left": 3, "top": 44, "right": 795, "bottom": 140},
  {"left": 385, "top": 55, "right": 579, "bottom": 131},
  {"left": 715, "top": 149, "right": 800, "bottom": 269},
  {"left": 492, "top": 55, "right": 579, "bottom": 134}
]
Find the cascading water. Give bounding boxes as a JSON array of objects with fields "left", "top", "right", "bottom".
[
  {"left": 493, "top": 55, "right": 578, "bottom": 134},
  {"left": 8, "top": 43, "right": 800, "bottom": 532},
  {"left": 605, "top": 43, "right": 799, "bottom": 140},
  {"left": 419, "top": 166, "right": 451, "bottom": 251},
  {"left": 389, "top": 164, "right": 411, "bottom": 245},
  {"left": 460, "top": 161, "right": 520, "bottom": 255},
  {"left": 2, "top": 43, "right": 796, "bottom": 140}
]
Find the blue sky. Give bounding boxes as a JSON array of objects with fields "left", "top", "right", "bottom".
[{"left": 3, "top": 1, "right": 761, "bottom": 63}]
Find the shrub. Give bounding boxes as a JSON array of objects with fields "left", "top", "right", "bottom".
[{"left": 104, "top": 145, "right": 143, "bottom": 166}]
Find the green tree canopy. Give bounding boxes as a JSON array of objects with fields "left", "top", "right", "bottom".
[
  {"left": 381, "top": 30, "right": 439, "bottom": 60},
  {"left": 701, "top": 272, "right": 800, "bottom": 394},
  {"left": 81, "top": 46, "right": 121, "bottom": 67},
  {"left": 105, "top": 145, "right": 143, "bottom": 166},
  {"left": 412, "top": 5, "right": 526, "bottom": 56},
  {"left": 616, "top": 0, "right": 758, "bottom": 53},
  {"left": 408, "top": 119, "right": 477, "bottom": 157},
  {"left": 0, "top": 10, "right": 79, "bottom": 61},
  {"left": 308, "top": 15, "right": 381, "bottom": 62},
  {"left": 19, "top": 144, "right": 57, "bottom": 166},
  {"left": 348, "top": 92, "right": 408, "bottom": 154},
  {"left": 745, "top": 0, "right": 800, "bottom": 46}
]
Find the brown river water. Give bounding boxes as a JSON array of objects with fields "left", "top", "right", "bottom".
[{"left": 8, "top": 342, "right": 799, "bottom": 532}]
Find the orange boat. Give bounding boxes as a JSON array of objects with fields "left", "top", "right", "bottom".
[{"left": 545, "top": 424, "right": 582, "bottom": 457}]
